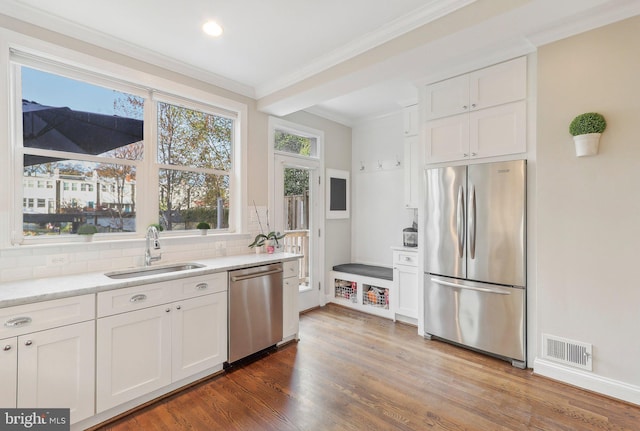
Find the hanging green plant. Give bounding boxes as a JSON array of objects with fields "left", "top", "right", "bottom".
[{"left": 569, "top": 112, "right": 606, "bottom": 136}]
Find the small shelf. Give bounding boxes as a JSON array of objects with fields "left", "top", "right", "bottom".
[{"left": 330, "top": 270, "right": 393, "bottom": 319}]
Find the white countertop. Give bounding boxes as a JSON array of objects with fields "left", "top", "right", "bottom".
[{"left": 0, "top": 252, "right": 301, "bottom": 308}]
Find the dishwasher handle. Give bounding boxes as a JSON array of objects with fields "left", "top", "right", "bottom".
[{"left": 230, "top": 267, "right": 283, "bottom": 282}]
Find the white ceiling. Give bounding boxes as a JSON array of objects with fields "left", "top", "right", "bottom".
[{"left": 1, "top": 0, "right": 639, "bottom": 125}]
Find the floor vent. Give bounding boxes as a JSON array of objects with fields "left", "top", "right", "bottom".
[{"left": 542, "top": 334, "right": 592, "bottom": 371}]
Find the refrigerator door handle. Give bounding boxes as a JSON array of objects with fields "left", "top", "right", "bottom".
[
  {"left": 469, "top": 184, "right": 476, "bottom": 259},
  {"left": 456, "top": 185, "right": 465, "bottom": 259},
  {"left": 431, "top": 277, "right": 512, "bottom": 295}
]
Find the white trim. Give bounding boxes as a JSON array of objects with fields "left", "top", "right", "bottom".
[
  {"left": 255, "top": 0, "right": 476, "bottom": 98},
  {"left": 533, "top": 358, "right": 640, "bottom": 406},
  {"left": 268, "top": 116, "right": 326, "bottom": 308}
]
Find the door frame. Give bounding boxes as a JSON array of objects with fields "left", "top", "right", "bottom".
[{"left": 268, "top": 117, "right": 325, "bottom": 309}]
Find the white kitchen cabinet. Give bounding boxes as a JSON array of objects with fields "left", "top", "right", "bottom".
[
  {"left": 393, "top": 249, "right": 419, "bottom": 322},
  {"left": 0, "top": 336, "right": 17, "bottom": 407},
  {"left": 282, "top": 260, "right": 299, "bottom": 342},
  {"left": 425, "top": 57, "right": 526, "bottom": 121},
  {"left": 423, "top": 57, "right": 527, "bottom": 163},
  {"left": 96, "top": 274, "right": 228, "bottom": 413},
  {"left": 425, "top": 101, "right": 526, "bottom": 163},
  {"left": 172, "top": 292, "right": 227, "bottom": 381},
  {"left": 403, "top": 104, "right": 419, "bottom": 137},
  {"left": 18, "top": 321, "right": 95, "bottom": 422},
  {"left": 404, "top": 135, "right": 421, "bottom": 209},
  {"left": 97, "top": 304, "right": 172, "bottom": 412},
  {"left": 0, "top": 295, "right": 96, "bottom": 424}
]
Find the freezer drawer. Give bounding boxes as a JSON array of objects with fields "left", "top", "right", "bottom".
[{"left": 424, "top": 275, "right": 525, "bottom": 364}]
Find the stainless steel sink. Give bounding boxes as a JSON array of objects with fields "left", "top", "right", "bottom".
[{"left": 105, "top": 263, "right": 205, "bottom": 279}]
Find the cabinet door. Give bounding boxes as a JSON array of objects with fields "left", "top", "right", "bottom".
[
  {"left": 0, "top": 337, "right": 17, "bottom": 408},
  {"left": 172, "top": 292, "right": 227, "bottom": 382},
  {"left": 17, "top": 321, "right": 95, "bottom": 424},
  {"left": 469, "top": 100, "right": 526, "bottom": 159},
  {"left": 394, "top": 265, "right": 418, "bottom": 320},
  {"left": 424, "top": 114, "right": 470, "bottom": 163},
  {"left": 403, "top": 105, "right": 419, "bottom": 137},
  {"left": 97, "top": 306, "right": 171, "bottom": 413},
  {"left": 469, "top": 56, "right": 526, "bottom": 111},
  {"left": 404, "top": 135, "right": 420, "bottom": 209},
  {"left": 282, "top": 277, "right": 299, "bottom": 340},
  {"left": 424, "top": 74, "right": 469, "bottom": 120}
]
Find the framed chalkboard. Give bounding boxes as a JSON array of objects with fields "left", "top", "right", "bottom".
[{"left": 326, "top": 168, "right": 349, "bottom": 219}]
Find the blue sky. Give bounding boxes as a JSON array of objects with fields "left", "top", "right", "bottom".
[{"left": 21, "top": 67, "right": 143, "bottom": 119}]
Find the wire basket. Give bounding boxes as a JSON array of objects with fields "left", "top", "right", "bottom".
[
  {"left": 362, "top": 285, "right": 389, "bottom": 309},
  {"left": 335, "top": 279, "right": 357, "bottom": 302}
]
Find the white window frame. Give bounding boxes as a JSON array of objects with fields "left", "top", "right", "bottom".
[{"left": 3, "top": 34, "right": 247, "bottom": 246}]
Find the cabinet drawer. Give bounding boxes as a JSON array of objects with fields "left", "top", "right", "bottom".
[
  {"left": 283, "top": 260, "right": 299, "bottom": 279},
  {"left": 97, "top": 283, "right": 172, "bottom": 318},
  {"left": 0, "top": 294, "right": 95, "bottom": 338},
  {"left": 175, "top": 272, "right": 227, "bottom": 300},
  {"left": 393, "top": 251, "right": 418, "bottom": 267}
]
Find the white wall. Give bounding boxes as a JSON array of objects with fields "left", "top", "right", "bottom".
[
  {"left": 534, "top": 15, "right": 640, "bottom": 404},
  {"left": 351, "top": 112, "right": 414, "bottom": 267}
]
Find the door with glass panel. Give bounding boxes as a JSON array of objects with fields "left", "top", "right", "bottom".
[{"left": 275, "top": 159, "right": 320, "bottom": 311}]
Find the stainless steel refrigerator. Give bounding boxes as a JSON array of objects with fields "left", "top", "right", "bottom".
[{"left": 423, "top": 159, "right": 526, "bottom": 368}]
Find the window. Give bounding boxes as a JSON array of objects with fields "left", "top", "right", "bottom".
[
  {"left": 12, "top": 51, "right": 243, "bottom": 243},
  {"left": 18, "top": 65, "right": 143, "bottom": 237},
  {"left": 156, "top": 100, "right": 233, "bottom": 231},
  {"left": 274, "top": 129, "right": 318, "bottom": 158}
]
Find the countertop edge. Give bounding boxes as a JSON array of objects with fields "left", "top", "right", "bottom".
[{"left": 0, "top": 252, "right": 302, "bottom": 309}]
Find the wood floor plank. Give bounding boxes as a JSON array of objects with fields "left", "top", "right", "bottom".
[{"left": 94, "top": 304, "right": 640, "bottom": 431}]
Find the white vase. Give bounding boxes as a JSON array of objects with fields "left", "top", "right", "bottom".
[
  {"left": 200, "top": 229, "right": 207, "bottom": 236},
  {"left": 573, "top": 133, "right": 601, "bottom": 157}
]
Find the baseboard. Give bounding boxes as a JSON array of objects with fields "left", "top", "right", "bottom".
[{"left": 533, "top": 358, "right": 640, "bottom": 405}]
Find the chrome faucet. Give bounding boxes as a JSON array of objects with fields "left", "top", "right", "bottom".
[{"left": 145, "top": 226, "right": 162, "bottom": 266}]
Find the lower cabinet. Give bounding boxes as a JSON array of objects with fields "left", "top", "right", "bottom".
[
  {"left": 393, "top": 249, "right": 419, "bottom": 322},
  {"left": 0, "top": 295, "right": 96, "bottom": 425},
  {"left": 282, "top": 274, "right": 299, "bottom": 341},
  {"left": 97, "top": 289, "right": 227, "bottom": 413}
]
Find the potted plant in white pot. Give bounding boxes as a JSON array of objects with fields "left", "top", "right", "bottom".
[
  {"left": 248, "top": 201, "right": 285, "bottom": 254},
  {"left": 196, "top": 222, "right": 211, "bottom": 235},
  {"left": 569, "top": 112, "right": 606, "bottom": 157},
  {"left": 77, "top": 223, "right": 98, "bottom": 241}
]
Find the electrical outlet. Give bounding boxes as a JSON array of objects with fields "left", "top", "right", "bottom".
[{"left": 46, "top": 254, "right": 68, "bottom": 266}]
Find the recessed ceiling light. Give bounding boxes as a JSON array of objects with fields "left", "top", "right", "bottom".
[{"left": 202, "top": 20, "right": 223, "bottom": 37}]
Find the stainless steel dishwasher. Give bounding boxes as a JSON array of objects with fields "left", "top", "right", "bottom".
[{"left": 228, "top": 263, "right": 283, "bottom": 363}]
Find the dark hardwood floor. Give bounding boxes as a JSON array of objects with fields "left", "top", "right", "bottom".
[{"left": 94, "top": 304, "right": 640, "bottom": 430}]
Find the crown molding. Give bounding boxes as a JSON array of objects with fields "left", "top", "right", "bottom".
[
  {"left": 254, "top": 0, "right": 476, "bottom": 99},
  {"left": 526, "top": 0, "right": 640, "bottom": 48}
]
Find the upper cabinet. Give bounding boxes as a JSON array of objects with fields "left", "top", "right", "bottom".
[
  {"left": 403, "top": 104, "right": 419, "bottom": 137},
  {"left": 423, "top": 57, "right": 527, "bottom": 163}
]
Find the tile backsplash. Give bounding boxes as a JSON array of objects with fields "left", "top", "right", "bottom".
[{"left": 0, "top": 206, "right": 270, "bottom": 283}]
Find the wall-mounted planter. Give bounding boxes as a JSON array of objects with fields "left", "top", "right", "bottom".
[{"left": 573, "top": 133, "right": 601, "bottom": 157}]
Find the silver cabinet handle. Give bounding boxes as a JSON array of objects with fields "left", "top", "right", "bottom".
[
  {"left": 130, "top": 294, "right": 147, "bottom": 303},
  {"left": 24, "top": 340, "right": 33, "bottom": 346},
  {"left": 196, "top": 283, "right": 208, "bottom": 290},
  {"left": 462, "top": 105, "right": 468, "bottom": 110},
  {"left": 165, "top": 308, "right": 171, "bottom": 313},
  {"left": 4, "top": 316, "right": 32, "bottom": 328},
  {"left": 471, "top": 103, "right": 477, "bottom": 108},
  {"left": 463, "top": 153, "right": 469, "bottom": 157},
  {"left": 3, "top": 345, "right": 11, "bottom": 351},
  {"left": 471, "top": 152, "right": 477, "bottom": 157},
  {"left": 176, "top": 305, "right": 182, "bottom": 310}
]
